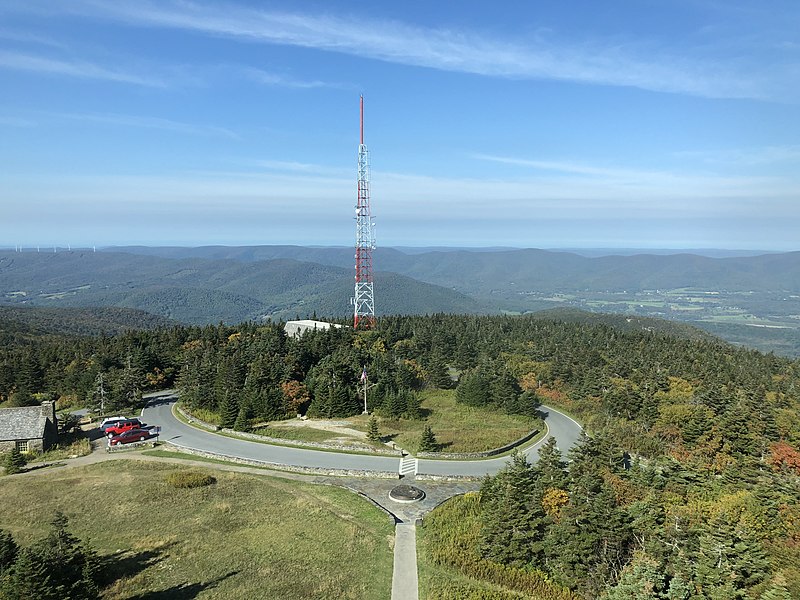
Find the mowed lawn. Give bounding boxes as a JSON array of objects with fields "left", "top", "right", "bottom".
[
  {"left": 352, "top": 389, "right": 542, "bottom": 453},
  {"left": 0, "top": 461, "right": 395, "bottom": 599}
]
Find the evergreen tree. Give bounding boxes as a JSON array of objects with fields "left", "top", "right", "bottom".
[
  {"left": 0, "top": 529, "right": 17, "bottom": 573},
  {"left": 426, "top": 352, "right": 452, "bottom": 389},
  {"left": 479, "top": 452, "right": 547, "bottom": 567},
  {"left": 233, "top": 404, "right": 250, "bottom": 432},
  {"left": 329, "top": 383, "right": 357, "bottom": 417},
  {"left": 534, "top": 436, "right": 568, "bottom": 491},
  {"left": 1, "top": 512, "right": 99, "bottom": 600},
  {"left": 384, "top": 390, "right": 407, "bottom": 419},
  {"left": 490, "top": 368, "right": 522, "bottom": 411},
  {"left": 455, "top": 368, "right": 490, "bottom": 407},
  {"left": 603, "top": 553, "right": 666, "bottom": 599},
  {"left": 218, "top": 391, "right": 239, "bottom": 429},
  {"left": 419, "top": 424, "right": 439, "bottom": 452},
  {"left": 366, "top": 415, "right": 381, "bottom": 443},
  {"left": 4, "top": 447, "right": 26, "bottom": 475},
  {"left": 403, "top": 390, "right": 422, "bottom": 420}
]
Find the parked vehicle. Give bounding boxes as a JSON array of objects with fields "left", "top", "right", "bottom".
[
  {"left": 99, "top": 416, "right": 129, "bottom": 433},
  {"left": 109, "top": 429, "right": 152, "bottom": 446},
  {"left": 105, "top": 419, "right": 145, "bottom": 437}
]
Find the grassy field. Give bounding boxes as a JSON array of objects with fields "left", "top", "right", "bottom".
[
  {"left": 180, "top": 390, "right": 540, "bottom": 454},
  {"left": 251, "top": 425, "right": 342, "bottom": 444},
  {"left": 0, "top": 461, "right": 394, "bottom": 599},
  {"left": 351, "top": 390, "right": 541, "bottom": 454}
]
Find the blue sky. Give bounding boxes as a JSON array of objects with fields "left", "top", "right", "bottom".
[{"left": 1, "top": 0, "right": 799, "bottom": 250}]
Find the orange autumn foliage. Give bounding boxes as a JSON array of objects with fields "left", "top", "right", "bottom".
[{"left": 768, "top": 441, "right": 800, "bottom": 474}]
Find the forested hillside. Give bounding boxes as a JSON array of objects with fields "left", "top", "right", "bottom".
[
  {"left": 0, "top": 307, "right": 175, "bottom": 340},
  {"left": 0, "top": 251, "right": 481, "bottom": 324},
  {"left": 102, "top": 245, "right": 800, "bottom": 357},
  {"left": 108, "top": 245, "right": 800, "bottom": 294},
  {"left": 1, "top": 311, "right": 798, "bottom": 598}
]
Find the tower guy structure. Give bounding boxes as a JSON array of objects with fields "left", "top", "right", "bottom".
[{"left": 353, "top": 95, "right": 376, "bottom": 329}]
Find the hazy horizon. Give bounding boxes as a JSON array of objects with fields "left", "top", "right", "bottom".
[{"left": 2, "top": 1, "right": 799, "bottom": 250}]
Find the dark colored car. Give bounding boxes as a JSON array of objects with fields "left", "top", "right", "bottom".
[
  {"left": 109, "top": 428, "right": 152, "bottom": 446},
  {"left": 105, "top": 419, "right": 145, "bottom": 437}
]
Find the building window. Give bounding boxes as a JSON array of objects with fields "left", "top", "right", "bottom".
[{"left": 15, "top": 440, "right": 29, "bottom": 453}]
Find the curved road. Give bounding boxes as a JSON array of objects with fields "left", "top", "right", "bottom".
[{"left": 143, "top": 395, "right": 582, "bottom": 477}]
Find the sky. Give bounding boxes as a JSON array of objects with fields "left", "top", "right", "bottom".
[{"left": 1, "top": 0, "right": 799, "bottom": 251}]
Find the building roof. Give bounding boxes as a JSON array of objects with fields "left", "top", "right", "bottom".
[
  {"left": 0, "top": 405, "right": 49, "bottom": 441},
  {"left": 284, "top": 320, "right": 343, "bottom": 337}
]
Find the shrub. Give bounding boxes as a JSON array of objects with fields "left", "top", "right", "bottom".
[{"left": 164, "top": 471, "right": 216, "bottom": 489}]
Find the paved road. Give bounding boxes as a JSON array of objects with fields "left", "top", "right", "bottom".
[
  {"left": 142, "top": 393, "right": 583, "bottom": 477},
  {"left": 417, "top": 405, "right": 583, "bottom": 476}
]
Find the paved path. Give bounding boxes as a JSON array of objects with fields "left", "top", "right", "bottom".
[
  {"left": 142, "top": 393, "right": 583, "bottom": 477},
  {"left": 391, "top": 523, "right": 419, "bottom": 600}
]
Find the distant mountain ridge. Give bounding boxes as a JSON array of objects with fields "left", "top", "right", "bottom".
[
  {"left": 106, "top": 245, "right": 800, "bottom": 294},
  {"left": 0, "top": 251, "right": 482, "bottom": 324}
]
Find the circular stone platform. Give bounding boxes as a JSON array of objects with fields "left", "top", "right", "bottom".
[{"left": 389, "top": 484, "right": 426, "bottom": 504}]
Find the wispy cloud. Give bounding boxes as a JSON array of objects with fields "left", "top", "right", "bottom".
[
  {"left": 16, "top": 0, "right": 778, "bottom": 100},
  {"left": 0, "top": 116, "right": 37, "bottom": 127},
  {"left": 49, "top": 111, "right": 240, "bottom": 139},
  {"left": 255, "top": 159, "right": 349, "bottom": 177},
  {"left": 0, "top": 49, "right": 166, "bottom": 86},
  {"left": 471, "top": 154, "right": 669, "bottom": 181},
  {"left": 0, "top": 28, "right": 66, "bottom": 48},
  {"left": 673, "top": 145, "right": 800, "bottom": 166},
  {"left": 239, "top": 67, "right": 332, "bottom": 89}
]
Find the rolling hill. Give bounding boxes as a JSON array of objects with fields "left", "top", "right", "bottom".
[
  {"left": 0, "top": 251, "right": 482, "bottom": 325},
  {"left": 107, "top": 245, "right": 800, "bottom": 295}
]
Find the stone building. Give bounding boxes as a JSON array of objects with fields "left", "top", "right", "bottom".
[{"left": 0, "top": 401, "right": 58, "bottom": 453}]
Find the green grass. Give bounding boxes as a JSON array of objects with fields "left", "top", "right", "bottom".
[
  {"left": 352, "top": 390, "right": 541, "bottom": 454},
  {"left": 0, "top": 461, "right": 394, "bottom": 599},
  {"left": 251, "top": 425, "right": 342, "bottom": 444}
]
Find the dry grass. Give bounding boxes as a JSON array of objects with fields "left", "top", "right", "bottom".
[{"left": 0, "top": 461, "right": 394, "bottom": 599}]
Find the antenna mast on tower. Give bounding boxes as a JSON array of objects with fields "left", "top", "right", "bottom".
[{"left": 353, "top": 95, "right": 376, "bottom": 329}]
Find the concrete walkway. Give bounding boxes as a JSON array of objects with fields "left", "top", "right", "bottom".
[{"left": 391, "top": 523, "right": 419, "bottom": 600}]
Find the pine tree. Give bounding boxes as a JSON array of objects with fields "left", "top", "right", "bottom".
[
  {"left": 218, "top": 391, "right": 239, "bottom": 429},
  {"left": 419, "top": 424, "right": 438, "bottom": 452},
  {"left": 490, "top": 368, "right": 522, "bottom": 411},
  {"left": 403, "top": 390, "right": 422, "bottom": 420},
  {"left": 4, "top": 447, "right": 26, "bottom": 475},
  {"left": 479, "top": 452, "right": 547, "bottom": 568},
  {"left": 455, "top": 368, "right": 490, "bottom": 406},
  {"left": 385, "top": 390, "right": 407, "bottom": 419},
  {"left": 0, "top": 529, "right": 17, "bottom": 573},
  {"left": 1, "top": 512, "right": 99, "bottom": 600},
  {"left": 603, "top": 553, "right": 666, "bottom": 599},
  {"left": 233, "top": 404, "right": 250, "bottom": 432},
  {"left": 426, "top": 352, "right": 452, "bottom": 389},
  {"left": 366, "top": 415, "right": 381, "bottom": 442},
  {"left": 534, "top": 436, "right": 568, "bottom": 491}
]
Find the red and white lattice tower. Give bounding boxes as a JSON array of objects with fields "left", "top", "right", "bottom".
[{"left": 353, "top": 95, "right": 376, "bottom": 329}]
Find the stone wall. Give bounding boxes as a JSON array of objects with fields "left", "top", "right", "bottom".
[
  {"left": 176, "top": 404, "right": 402, "bottom": 456},
  {"left": 416, "top": 429, "right": 540, "bottom": 460},
  {"left": 0, "top": 438, "right": 44, "bottom": 454}
]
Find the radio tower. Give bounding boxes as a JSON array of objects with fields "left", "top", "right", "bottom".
[{"left": 353, "top": 95, "right": 376, "bottom": 329}]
